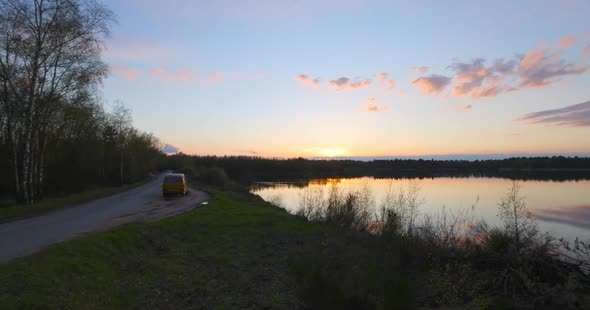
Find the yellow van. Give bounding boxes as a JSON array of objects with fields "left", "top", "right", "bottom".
[{"left": 162, "top": 173, "right": 188, "bottom": 197}]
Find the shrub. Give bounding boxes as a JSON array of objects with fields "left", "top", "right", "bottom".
[
  {"left": 297, "top": 186, "right": 326, "bottom": 221},
  {"left": 296, "top": 184, "right": 373, "bottom": 231},
  {"left": 197, "top": 166, "right": 233, "bottom": 189},
  {"left": 497, "top": 181, "right": 538, "bottom": 253},
  {"left": 293, "top": 180, "right": 590, "bottom": 307},
  {"left": 378, "top": 181, "right": 423, "bottom": 238}
]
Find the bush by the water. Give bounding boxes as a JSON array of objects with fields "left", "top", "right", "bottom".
[{"left": 289, "top": 181, "right": 590, "bottom": 308}]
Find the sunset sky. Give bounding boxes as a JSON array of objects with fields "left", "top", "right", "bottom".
[{"left": 102, "top": 0, "right": 590, "bottom": 158}]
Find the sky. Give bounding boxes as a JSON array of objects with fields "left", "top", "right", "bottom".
[{"left": 102, "top": 0, "right": 590, "bottom": 159}]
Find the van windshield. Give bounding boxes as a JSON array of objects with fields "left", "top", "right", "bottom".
[{"left": 164, "top": 176, "right": 183, "bottom": 184}]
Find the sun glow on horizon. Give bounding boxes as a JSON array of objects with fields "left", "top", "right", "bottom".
[{"left": 321, "top": 148, "right": 347, "bottom": 157}]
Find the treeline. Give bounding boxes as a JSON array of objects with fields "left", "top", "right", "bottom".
[
  {"left": 160, "top": 154, "right": 590, "bottom": 183},
  {"left": 0, "top": 0, "right": 162, "bottom": 203}
]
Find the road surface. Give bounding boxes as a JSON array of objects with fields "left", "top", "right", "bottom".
[{"left": 0, "top": 174, "right": 210, "bottom": 262}]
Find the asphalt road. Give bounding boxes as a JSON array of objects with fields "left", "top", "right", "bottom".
[{"left": 0, "top": 174, "right": 210, "bottom": 262}]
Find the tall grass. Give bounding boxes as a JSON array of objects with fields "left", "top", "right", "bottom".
[
  {"left": 291, "top": 180, "right": 590, "bottom": 307},
  {"left": 296, "top": 183, "right": 373, "bottom": 231}
]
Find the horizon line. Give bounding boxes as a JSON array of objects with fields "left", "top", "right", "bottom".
[{"left": 164, "top": 151, "right": 590, "bottom": 161}]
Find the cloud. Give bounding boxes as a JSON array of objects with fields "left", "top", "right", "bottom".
[
  {"left": 254, "top": 71, "right": 267, "bottom": 77},
  {"left": 412, "top": 74, "right": 451, "bottom": 95},
  {"left": 582, "top": 44, "right": 590, "bottom": 57},
  {"left": 377, "top": 73, "right": 395, "bottom": 91},
  {"left": 556, "top": 35, "right": 576, "bottom": 49},
  {"left": 161, "top": 144, "right": 180, "bottom": 155},
  {"left": 412, "top": 66, "right": 429, "bottom": 74},
  {"left": 359, "top": 97, "right": 389, "bottom": 112},
  {"left": 418, "top": 41, "right": 589, "bottom": 100},
  {"left": 515, "top": 100, "right": 590, "bottom": 127},
  {"left": 295, "top": 74, "right": 321, "bottom": 88},
  {"left": 150, "top": 66, "right": 195, "bottom": 81},
  {"left": 448, "top": 58, "right": 517, "bottom": 98},
  {"left": 517, "top": 44, "right": 589, "bottom": 87},
  {"left": 444, "top": 103, "right": 473, "bottom": 112},
  {"left": 207, "top": 72, "right": 223, "bottom": 83},
  {"left": 491, "top": 58, "right": 519, "bottom": 74},
  {"left": 109, "top": 65, "right": 141, "bottom": 80},
  {"left": 329, "top": 77, "right": 372, "bottom": 91}
]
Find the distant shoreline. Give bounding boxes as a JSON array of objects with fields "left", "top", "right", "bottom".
[{"left": 311, "top": 154, "right": 590, "bottom": 162}]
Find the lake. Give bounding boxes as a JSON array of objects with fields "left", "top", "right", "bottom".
[{"left": 251, "top": 177, "right": 590, "bottom": 241}]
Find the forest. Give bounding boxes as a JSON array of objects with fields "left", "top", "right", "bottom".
[
  {"left": 161, "top": 154, "right": 590, "bottom": 184},
  {"left": 0, "top": 0, "right": 162, "bottom": 204}
]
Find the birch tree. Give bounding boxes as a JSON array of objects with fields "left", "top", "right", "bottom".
[
  {"left": 107, "top": 102, "right": 131, "bottom": 186},
  {"left": 0, "top": 0, "right": 113, "bottom": 203}
]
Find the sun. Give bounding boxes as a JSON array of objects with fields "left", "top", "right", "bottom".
[{"left": 322, "top": 148, "right": 346, "bottom": 157}]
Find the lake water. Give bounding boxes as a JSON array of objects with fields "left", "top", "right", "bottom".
[{"left": 251, "top": 177, "right": 590, "bottom": 241}]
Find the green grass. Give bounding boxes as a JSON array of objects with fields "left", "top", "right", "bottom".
[
  {"left": 0, "top": 180, "right": 149, "bottom": 223},
  {"left": 0, "top": 188, "right": 414, "bottom": 309}
]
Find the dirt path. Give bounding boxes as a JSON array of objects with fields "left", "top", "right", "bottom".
[{"left": 0, "top": 174, "right": 210, "bottom": 262}]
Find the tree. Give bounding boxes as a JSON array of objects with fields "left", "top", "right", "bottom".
[
  {"left": 107, "top": 102, "right": 132, "bottom": 186},
  {"left": 0, "top": 0, "right": 114, "bottom": 203},
  {"left": 498, "top": 181, "right": 537, "bottom": 252}
]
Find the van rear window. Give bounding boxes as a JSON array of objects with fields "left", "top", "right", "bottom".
[{"left": 164, "top": 176, "right": 183, "bottom": 184}]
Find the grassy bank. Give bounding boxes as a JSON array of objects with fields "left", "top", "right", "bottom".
[
  {"left": 0, "top": 179, "right": 150, "bottom": 223},
  {"left": 1, "top": 179, "right": 588, "bottom": 308},
  {"left": 0, "top": 188, "right": 415, "bottom": 308}
]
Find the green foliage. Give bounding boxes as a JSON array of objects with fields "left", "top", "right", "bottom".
[
  {"left": 197, "top": 166, "right": 233, "bottom": 189},
  {"left": 0, "top": 100, "right": 163, "bottom": 202},
  {"left": 0, "top": 1, "right": 161, "bottom": 203},
  {"left": 0, "top": 190, "right": 304, "bottom": 308},
  {"left": 290, "top": 231, "right": 412, "bottom": 310},
  {"left": 293, "top": 180, "right": 590, "bottom": 307}
]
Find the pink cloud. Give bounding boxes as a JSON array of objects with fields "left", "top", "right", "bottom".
[
  {"left": 412, "top": 74, "right": 451, "bottom": 96},
  {"left": 150, "top": 66, "right": 195, "bottom": 81},
  {"left": 556, "top": 35, "right": 576, "bottom": 49},
  {"left": 295, "top": 74, "right": 320, "bottom": 88},
  {"left": 228, "top": 71, "right": 267, "bottom": 79},
  {"left": 377, "top": 73, "right": 395, "bottom": 91},
  {"left": 109, "top": 65, "right": 141, "bottom": 80},
  {"left": 207, "top": 72, "right": 223, "bottom": 83},
  {"left": 329, "top": 77, "right": 372, "bottom": 91},
  {"left": 359, "top": 97, "right": 389, "bottom": 112},
  {"left": 418, "top": 40, "right": 589, "bottom": 100},
  {"left": 448, "top": 58, "right": 516, "bottom": 99},
  {"left": 518, "top": 44, "right": 589, "bottom": 87},
  {"left": 412, "top": 66, "right": 429, "bottom": 74},
  {"left": 464, "top": 105, "right": 473, "bottom": 111},
  {"left": 582, "top": 44, "right": 590, "bottom": 57}
]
